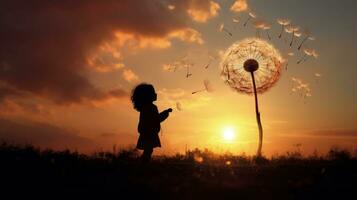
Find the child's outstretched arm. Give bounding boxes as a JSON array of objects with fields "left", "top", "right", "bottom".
[{"left": 159, "top": 108, "right": 172, "bottom": 122}]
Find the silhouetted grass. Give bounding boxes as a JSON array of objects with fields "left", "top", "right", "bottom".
[{"left": 0, "top": 142, "right": 356, "bottom": 199}]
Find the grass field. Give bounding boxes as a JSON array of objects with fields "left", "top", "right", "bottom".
[{"left": 1, "top": 142, "right": 356, "bottom": 199}]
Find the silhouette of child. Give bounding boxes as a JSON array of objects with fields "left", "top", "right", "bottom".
[{"left": 131, "top": 83, "right": 172, "bottom": 162}]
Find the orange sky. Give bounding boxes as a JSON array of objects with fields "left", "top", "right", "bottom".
[{"left": 0, "top": 0, "right": 356, "bottom": 156}]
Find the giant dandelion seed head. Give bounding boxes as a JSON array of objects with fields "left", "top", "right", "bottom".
[{"left": 220, "top": 38, "right": 284, "bottom": 94}]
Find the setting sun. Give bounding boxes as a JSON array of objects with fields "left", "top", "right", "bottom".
[{"left": 222, "top": 126, "right": 236, "bottom": 141}]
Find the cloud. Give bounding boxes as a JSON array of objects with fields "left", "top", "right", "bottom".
[
  {"left": 168, "top": 28, "right": 204, "bottom": 44},
  {"left": 122, "top": 69, "right": 139, "bottom": 83},
  {"left": 187, "top": 0, "right": 220, "bottom": 22},
  {"left": 0, "top": 0, "right": 210, "bottom": 105},
  {"left": 230, "top": 0, "right": 248, "bottom": 12},
  {"left": 0, "top": 99, "right": 53, "bottom": 117},
  {"left": 0, "top": 118, "right": 95, "bottom": 152},
  {"left": 0, "top": 84, "right": 27, "bottom": 102},
  {"left": 87, "top": 43, "right": 125, "bottom": 73},
  {"left": 111, "top": 28, "right": 203, "bottom": 50}
]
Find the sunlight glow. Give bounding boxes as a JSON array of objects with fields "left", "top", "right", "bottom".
[{"left": 222, "top": 126, "right": 236, "bottom": 141}]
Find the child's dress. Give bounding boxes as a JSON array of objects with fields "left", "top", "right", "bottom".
[{"left": 136, "top": 104, "right": 169, "bottom": 150}]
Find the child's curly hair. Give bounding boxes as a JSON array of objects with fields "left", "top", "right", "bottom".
[{"left": 131, "top": 83, "right": 156, "bottom": 112}]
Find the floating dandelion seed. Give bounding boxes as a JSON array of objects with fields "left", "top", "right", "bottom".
[
  {"left": 167, "top": 5, "right": 175, "bottom": 10},
  {"left": 164, "top": 53, "right": 196, "bottom": 78},
  {"left": 262, "top": 23, "right": 272, "bottom": 40},
  {"left": 314, "top": 73, "right": 322, "bottom": 83},
  {"left": 253, "top": 20, "right": 266, "bottom": 38},
  {"left": 312, "top": 50, "right": 319, "bottom": 58},
  {"left": 298, "top": 29, "right": 315, "bottom": 50},
  {"left": 192, "top": 79, "right": 213, "bottom": 94},
  {"left": 221, "top": 38, "right": 284, "bottom": 156},
  {"left": 186, "top": 64, "right": 193, "bottom": 78},
  {"left": 176, "top": 102, "right": 183, "bottom": 111},
  {"left": 297, "top": 48, "right": 313, "bottom": 64},
  {"left": 277, "top": 18, "right": 291, "bottom": 38},
  {"left": 163, "top": 54, "right": 190, "bottom": 72},
  {"left": 219, "top": 23, "right": 233, "bottom": 37},
  {"left": 232, "top": 18, "right": 240, "bottom": 29},
  {"left": 292, "top": 31, "right": 302, "bottom": 47},
  {"left": 291, "top": 77, "right": 312, "bottom": 102},
  {"left": 243, "top": 12, "right": 257, "bottom": 27},
  {"left": 297, "top": 48, "right": 318, "bottom": 64},
  {"left": 253, "top": 20, "right": 271, "bottom": 40},
  {"left": 162, "top": 62, "right": 181, "bottom": 72},
  {"left": 285, "top": 52, "right": 295, "bottom": 70},
  {"left": 204, "top": 54, "right": 217, "bottom": 69},
  {"left": 162, "top": 63, "right": 174, "bottom": 72},
  {"left": 219, "top": 23, "right": 224, "bottom": 31},
  {"left": 284, "top": 25, "right": 300, "bottom": 47}
]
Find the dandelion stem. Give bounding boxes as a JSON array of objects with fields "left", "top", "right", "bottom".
[
  {"left": 302, "top": 57, "right": 309, "bottom": 64},
  {"left": 266, "top": 30, "right": 271, "bottom": 40},
  {"left": 298, "top": 36, "right": 308, "bottom": 50},
  {"left": 223, "top": 28, "right": 232, "bottom": 36},
  {"left": 244, "top": 16, "right": 251, "bottom": 27},
  {"left": 279, "top": 25, "right": 284, "bottom": 38},
  {"left": 250, "top": 72, "right": 263, "bottom": 157},
  {"left": 256, "top": 29, "right": 260, "bottom": 38},
  {"left": 297, "top": 54, "right": 307, "bottom": 64},
  {"left": 290, "top": 31, "right": 295, "bottom": 47}
]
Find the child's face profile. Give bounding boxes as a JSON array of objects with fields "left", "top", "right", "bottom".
[{"left": 150, "top": 87, "right": 157, "bottom": 101}]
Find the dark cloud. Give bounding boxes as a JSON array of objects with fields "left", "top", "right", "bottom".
[
  {"left": 0, "top": 0, "right": 217, "bottom": 104},
  {"left": 0, "top": 85, "right": 26, "bottom": 102},
  {"left": 0, "top": 118, "right": 95, "bottom": 152}
]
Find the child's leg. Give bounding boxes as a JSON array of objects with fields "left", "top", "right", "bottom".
[{"left": 141, "top": 148, "right": 153, "bottom": 162}]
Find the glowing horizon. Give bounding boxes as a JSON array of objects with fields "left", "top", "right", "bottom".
[{"left": 0, "top": 0, "right": 356, "bottom": 157}]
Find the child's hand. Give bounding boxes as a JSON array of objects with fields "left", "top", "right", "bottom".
[{"left": 159, "top": 108, "right": 172, "bottom": 122}]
